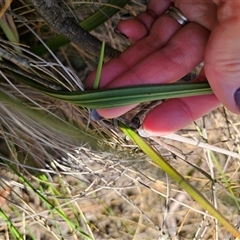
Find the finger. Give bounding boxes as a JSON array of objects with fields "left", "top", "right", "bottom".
[
  {"left": 87, "top": 22, "right": 209, "bottom": 89},
  {"left": 204, "top": 2, "right": 240, "bottom": 114},
  {"left": 147, "top": 0, "right": 172, "bottom": 17},
  {"left": 115, "top": 1, "right": 172, "bottom": 42},
  {"left": 97, "top": 23, "right": 210, "bottom": 118},
  {"left": 86, "top": 14, "right": 182, "bottom": 88},
  {"left": 141, "top": 67, "right": 217, "bottom": 136},
  {"left": 174, "top": 0, "right": 217, "bottom": 30},
  {"left": 141, "top": 95, "right": 220, "bottom": 136},
  {"left": 107, "top": 23, "right": 209, "bottom": 88}
]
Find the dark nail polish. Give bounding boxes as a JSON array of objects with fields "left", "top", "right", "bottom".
[
  {"left": 90, "top": 109, "right": 104, "bottom": 121},
  {"left": 114, "top": 28, "right": 129, "bottom": 39},
  {"left": 235, "top": 88, "right": 240, "bottom": 110}
]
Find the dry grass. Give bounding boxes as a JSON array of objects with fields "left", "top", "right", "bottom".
[{"left": 0, "top": 1, "right": 239, "bottom": 239}]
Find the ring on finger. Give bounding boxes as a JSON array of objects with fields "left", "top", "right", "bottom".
[{"left": 166, "top": 6, "right": 188, "bottom": 26}]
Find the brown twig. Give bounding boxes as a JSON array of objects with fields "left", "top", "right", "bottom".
[
  {"left": 27, "top": 0, "right": 120, "bottom": 61},
  {"left": 0, "top": 0, "right": 12, "bottom": 18}
]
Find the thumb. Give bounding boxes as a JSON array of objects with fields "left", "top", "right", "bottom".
[{"left": 204, "top": 1, "right": 240, "bottom": 114}]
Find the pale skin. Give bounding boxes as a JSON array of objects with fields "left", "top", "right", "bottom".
[{"left": 86, "top": 0, "right": 240, "bottom": 136}]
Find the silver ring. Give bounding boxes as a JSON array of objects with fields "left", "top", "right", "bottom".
[{"left": 166, "top": 6, "right": 188, "bottom": 26}]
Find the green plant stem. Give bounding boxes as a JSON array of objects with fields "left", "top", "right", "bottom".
[
  {"left": 21, "top": 75, "right": 213, "bottom": 108},
  {"left": 93, "top": 41, "right": 105, "bottom": 89},
  {"left": 119, "top": 122, "right": 240, "bottom": 238},
  {"left": 0, "top": 208, "right": 24, "bottom": 240}
]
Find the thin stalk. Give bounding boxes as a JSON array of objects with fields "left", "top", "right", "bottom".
[
  {"left": 119, "top": 122, "right": 240, "bottom": 238},
  {"left": 0, "top": 208, "right": 24, "bottom": 240},
  {"left": 93, "top": 41, "right": 105, "bottom": 90}
]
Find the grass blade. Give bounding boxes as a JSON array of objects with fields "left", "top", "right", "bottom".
[
  {"left": 20, "top": 75, "right": 213, "bottom": 109},
  {"left": 12, "top": 68, "right": 212, "bottom": 109},
  {"left": 119, "top": 122, "right": 240, "bottom": 238},
  {"left": 93, "top": 41, "right": 105, "bottom": 90},
  {"left": 0, "top": 208, "right": 24, "bottom": 240}
]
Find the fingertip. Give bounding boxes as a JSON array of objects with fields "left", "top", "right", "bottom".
[
  {"left": 234, "top": 87, "right": 240, "bottom": 112},
  {"left": 211, "top": 81, "right": 240, "bottom": 115},
  {"left": 204, "top": 70, "right": 240, "bottom": 116},
  {"left": 116, "top": 19, "right": 148, "bottom": 42},
  {"left": 114, "top": 0, "right": 171, "bottom": 42},
  {"left": 147, "top": 1, "right": 172, "bottom": 16},
  {"left": 141, "top": 95, "right": 220, "bottom": 136},
  {"left": 204, "top": 15, "right": 240, "bottom": 115}
]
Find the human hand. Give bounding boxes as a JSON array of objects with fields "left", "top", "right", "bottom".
[{"left": 86, "top": 1, "right": 240, "bottom": 136}]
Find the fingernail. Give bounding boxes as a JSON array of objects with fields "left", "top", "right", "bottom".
[
  {"left": 138, "top": 127, "right": 150, "bottom": 138},
  {"left": 234, "top": 88, "right": 240, "bottom": 110},
  {"left": 114, "top": 28, "right": 129, "bottom": 39},
  {"left": 90, "top": 109, "right": 104, "bottom": 121}
]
